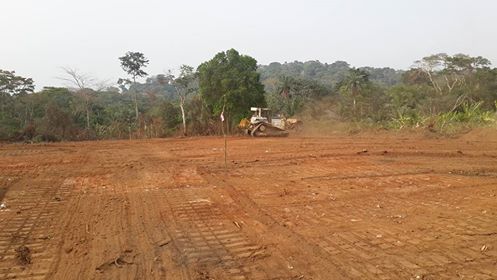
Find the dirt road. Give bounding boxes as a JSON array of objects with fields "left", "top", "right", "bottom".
[{"left": 1, "top": 134, "right": 496, "bottom": 279}]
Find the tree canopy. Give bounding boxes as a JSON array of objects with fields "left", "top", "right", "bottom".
[
  {"left": 118, "top": 52, "right": 149, "bottom": 83},
  {"left": 118, "top": 51, "right": 149, "bottom": 122},
  {"left": 198, "top": 49, "right": 266, "bottom": 127},
  {"left": 0, "top": 70, "right": 35, "bottom": 96}
]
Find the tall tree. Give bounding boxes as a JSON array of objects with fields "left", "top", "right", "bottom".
[
  {"left": 174, "top": 65, "right": 198, "bottom": 136},
  {"left": 0, "top": 70, "right": 35, "bottom": 136},
  {"left": 58, "top": 67, "right": 95, "bottom": 138},
  {"left": 412, "top": 53, "right": 493, "bottom": 112},
  {"left": 412, "top": 54, "right": 446, "bottom": 94},
  {"left": 198, "top": 49, "right": 265, "bottom": 131},
  {"left": 118, "top": 51, "right": 149, "bottom": 121},
  {"left": 0, "top": 70, "right": 35, "bottom": 96},
  {"left": 339, "top": 68, "right": 370, "bottom": 113},
  {"left": 271, "top": 76, "right": 329, "bottom": 116}
]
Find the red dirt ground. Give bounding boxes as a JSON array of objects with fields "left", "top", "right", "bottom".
[{"left": 0, "top": 133, "right": 496, "bottom": 279}]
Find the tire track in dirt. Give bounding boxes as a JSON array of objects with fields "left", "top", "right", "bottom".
[
  {"left": 164, "top": 190, "right": 270, "bottom": 279},
  {"left": 150, "top": 168, "right": 297, "bottom": 279},
  {"left": 202, "top": 172, "right": 349, "bottom": 280},
  {"left": 146, "top": 144, "right": 305, "bottom": 279},
  {"left": 128, "top": 144, "right": 299, "bottom": 279},
  {"left": 203, "top": 139, "right": 497, "bottom": 279},
  {"left": 0, "top": 178, "right": 73, "bottom": 280}
]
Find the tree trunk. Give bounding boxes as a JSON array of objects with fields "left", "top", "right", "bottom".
[
  {"left": 180, "top": 96, "right": 186, "bottom": 136},
  {"left": 86, "top": 98, "right": 90, "bottom": 139},
  {"left": 424, "top": 70, "right": 442, "bottom": 94},
  {"left": 24, "top": 106, "right": 29, "bottom": 128},
  {"left": 133, "top": 93, "right": 139, "bottom": 121},
  {"left": 132, "top": 77, "right": 139, "bottom": 122},
  {"left": 351, "top": 86, "right": 358, "bottom": 119}
]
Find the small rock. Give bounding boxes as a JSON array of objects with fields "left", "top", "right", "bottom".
[{"left": 480, "top": 245, "right": 488, "bottom": 252}]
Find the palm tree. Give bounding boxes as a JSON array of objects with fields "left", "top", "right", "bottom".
[
  {"left": 341, "top": 68, "right": 369, "bottom": 113},
  {"left": 278, "top": 76, "right": 294, "bottom": 98}
]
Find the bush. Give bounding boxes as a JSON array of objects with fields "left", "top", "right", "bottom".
[{"left": 434, "top": 102, "right": 495, "bottom": 133}]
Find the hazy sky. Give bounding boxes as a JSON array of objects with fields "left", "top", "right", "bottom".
[{"left": 2, "top": 0, "right": 496, "bottom": 88}]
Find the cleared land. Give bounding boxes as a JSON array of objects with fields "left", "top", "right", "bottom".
[{"left": 0, "top": 133, "right": 496, "bottom": 279}]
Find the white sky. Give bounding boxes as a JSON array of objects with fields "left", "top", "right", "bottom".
[{"left": 2, "top": 0, "right": 496, "bottom": 88}]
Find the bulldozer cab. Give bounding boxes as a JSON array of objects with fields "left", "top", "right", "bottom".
[{"left": 250, "top": 107, "right": 270, "bottom": 124}]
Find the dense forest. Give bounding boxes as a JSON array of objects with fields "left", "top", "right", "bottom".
[{"left": 1, "top": 50, "right": 496, "bottom": 141}]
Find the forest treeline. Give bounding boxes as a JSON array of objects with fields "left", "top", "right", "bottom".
[{"left": 1, "top": 50, "right": 496, "bottom": 141}]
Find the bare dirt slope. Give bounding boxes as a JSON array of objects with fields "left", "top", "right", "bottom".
[{"left": 0, "top": 134, "right": 496, "bottom": 279}]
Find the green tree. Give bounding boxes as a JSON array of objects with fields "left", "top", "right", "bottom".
[
  {"left": 198, "top": 49, "right": 265, "bottom": 132},
  {"left": 0, "top": 70, "right": 35, "bottom": 96},
  {"left": 118, "top": 51, "right": 149, "bottom": 121},
  {"left": 411, "top": 53, "right": 494, "bottom": 113},
  {"left": 159, "top": 101, "right": 181, "bottom": 135},
  {"left": 30, "top": 87, "right": 76, "bottom": 141},
  {"left": 59, "top": 68, "right": 97, "bottom": 139},
  {"left": 0, "top": 70, "right": 35, "bottom": 120},
  {"left": 174, "top": 65, "right": 198, "bottom": 136},
  {"left": 0, "top": 70, "right": 35, "bottom": 138},
  {"left": 338, "top": 68, "right": 370, "bottom": 116},
  {"left": 269, "top": 76, "right": 329, "bottom": 116}
]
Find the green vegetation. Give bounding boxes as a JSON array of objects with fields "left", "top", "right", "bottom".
[
  {"left": 0, "top": 51, "right": 496, "bottom": 141},
  {"left": 198, "top": 49, "right": 266, "bottom": 133},
  {"left": 118, "top": 51, "right": 150, "bottom": 123}
]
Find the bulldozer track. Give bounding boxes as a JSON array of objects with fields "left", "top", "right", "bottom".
[
  {"left": 159, "top": 187, "right": 294, "bottom": 279},
  {"left": 0, "top": 178, "right": 73, "bottom": 280}
]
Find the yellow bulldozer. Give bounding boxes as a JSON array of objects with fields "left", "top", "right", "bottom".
[{"left": 238, "top": 107, "right": 303, "bottom": 137}]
